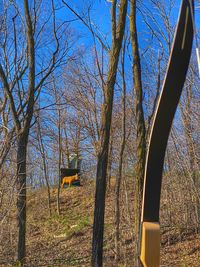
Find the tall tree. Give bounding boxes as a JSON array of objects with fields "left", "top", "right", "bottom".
[
  {"left": 130, "top": 0, "right": 146, "bottom": 265},
  {"left": 114, "top": 38, "right": 127, "bottom": 261},
  {"left": 0, "top": 1, "right": 36, "bottom": 262},
  {"left": 91, "top": 1, "right": 128, "bottom": 266},
  {"left": 0, "top": 0, "right": 71, "bottom": 263}
]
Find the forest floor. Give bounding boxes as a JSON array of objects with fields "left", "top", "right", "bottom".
[{"left": 0, "top": 179, "right": 200, "bottom": 266}]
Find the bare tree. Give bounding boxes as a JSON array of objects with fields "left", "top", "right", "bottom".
[
  {"left": 114, "top": 38, "right": 127, "bottom": 262},
  {"left": 91, "top": 1, "right": 128, "bottom": 266},
  {"left": 180, "top": 72, "right": 200, "bottom": 224},
  {"left": 129, "top": 1, "right": 146, "bottom": 265},
  {"left": 0, "top": 0, "right": 72, "bottom": 263}
]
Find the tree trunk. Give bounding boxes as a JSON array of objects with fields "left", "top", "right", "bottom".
[
  {"left": 16, "top": 134, "right": 28, "bottom": 264},
  {"left": 115, "top": 42, "right": 126, "bottom": 261},
  {"left": 42, "top": 155, "right": 52, "bottom": 217},
  {"left": 57, "top": 108, "right": 62, "bottom": 215},
  {"left": 107, "top": 130, "right": 113, "bottom": 190},
  {"left": 37, "top": 113, "right": 52, "bottom": 217},
  {"left": 91, "top": 1, "right": 128, "bottom": 266},
  {"left": 16, "top": 1, "right": 35, "bottom": 263},
  {"left": 92, "top": 153, "right": 108, "bottom": 267},
  {"left": 130, "top": 1, "right": 146, "bottom": 265}
]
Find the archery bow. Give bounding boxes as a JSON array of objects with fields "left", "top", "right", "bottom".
[{"left": 139, "top": 1, "right": 194, "bottom": 266}]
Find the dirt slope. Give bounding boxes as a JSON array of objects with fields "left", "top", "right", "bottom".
[{"left": 0, "top": 180, "right": 200, "bottom": 266}]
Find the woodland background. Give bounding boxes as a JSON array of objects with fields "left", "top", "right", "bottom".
[{"left": 0, "top": 0, "right": 199, "bottom": 266}]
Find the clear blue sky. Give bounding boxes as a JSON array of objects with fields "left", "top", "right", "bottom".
[{"left": 57, "top": 0, "right": 199, "bottom": 49}]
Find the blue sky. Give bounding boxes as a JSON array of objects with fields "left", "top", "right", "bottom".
[
  {"left": 54, "top": 0, "right": 199, "bottom": 104},
  {"left": 56, "top": 0, "right": 199, "bottom": 50}
]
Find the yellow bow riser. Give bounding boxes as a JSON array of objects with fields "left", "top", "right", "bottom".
[{"left": 140, "top": 222, "right": 160, "bottom": 267}]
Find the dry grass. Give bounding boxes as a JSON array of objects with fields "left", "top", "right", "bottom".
[{"left": 0, "top": 179, "right": 200, "bottom": 266}]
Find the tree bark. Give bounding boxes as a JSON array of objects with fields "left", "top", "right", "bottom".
[
  {"left": 91, "top": 1, "right": 128, "bottom": 266},
  {"left": 16, "top": 133, "right": 28, "bottom": 264},
  {"left": 37, "top": 115, "right": 52, "bottom": 217},
  {"left": 42, "top": 153, "right": 52, "bottom": 217},
  {"left": 16, "top": 1, "right": 35, "bottom": 264},
  {"left": 107, "top": 129, "right": 113, "bottom": 190},
  {"left": 57, "top": 107, "right": 62, "bottom": 215},
  {"left": 130, "top": 0, "right": 146, "bottom": 265},
  {"left": 115, "top": 41, "right": 126, "bottom": 262}
]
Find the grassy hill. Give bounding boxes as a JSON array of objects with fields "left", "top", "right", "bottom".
[{"left": 1, "top": 180, "right": 200, "bottom": 266}]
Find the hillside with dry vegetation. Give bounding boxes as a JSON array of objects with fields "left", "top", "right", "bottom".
[
  {"left": 0, "top": 0, "right": 199, "bottom": 266},
  {"left": 1, "top": 179, "right": 200, "bottom": 266}
]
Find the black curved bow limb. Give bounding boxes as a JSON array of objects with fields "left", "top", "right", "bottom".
[{"left": 139, "top": 1, "right": 194, "bottom": 266}]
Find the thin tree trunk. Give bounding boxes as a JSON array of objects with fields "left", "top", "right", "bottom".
[
  {"left": 42, "top": 156, "right": 52, "bottom": 217},
  {"left": 64, "top": 128, "right": 71, "bottom": 168},
  {"left": 107, "top": 129, "right": 113, "bottom": 190},
  {"left": 115, "top": 40, "right": 126, "bottom": 262},
  {"left": 91, "top": 1, "right": 128, "bottom": 266},
  {"left": 16, "top": 134, "right": 28, "bottom": 264},
  {"left": 57, "top": 108, "right": 62, "bottom": 215},
  {"left": 16, "top": 0, "right": 35, "bottom": 263},
  {"left": 130, "top": 1, "right": 146, "bottom": 265},
  {"left": 37, "top": 112, "right": 52, "bottom": 217}
]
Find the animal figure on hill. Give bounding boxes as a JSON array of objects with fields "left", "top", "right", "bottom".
[{"left": 61, "top": 174, "right": 79, "bottom": 188}]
